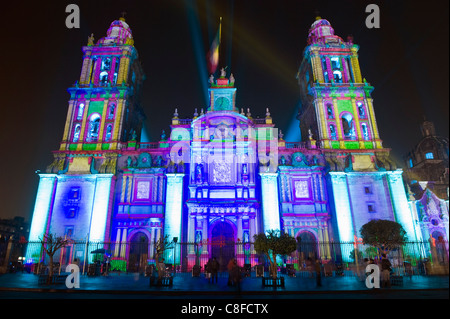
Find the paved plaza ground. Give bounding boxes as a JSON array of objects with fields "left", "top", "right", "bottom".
[
  {"left": 0, "top": 271, "right": 448, "bottom": 297},
  {"left": 0, "top": 272, "right": 447, "bottom": 317}
]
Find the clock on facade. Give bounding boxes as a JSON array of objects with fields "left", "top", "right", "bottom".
[{"left": 215, "top": 97, "right": 230, "bottom": 110}]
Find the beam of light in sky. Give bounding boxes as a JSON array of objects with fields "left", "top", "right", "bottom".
[
  {"left": 207, "top": 18, "right": 221, "bottom": 74},
  {"left": 231, "top": 20, "right": 299, "bottom": 93},
  {"left": 285, "top": 101, "right": 302, "bottom": 142},
  {"left": 225, "top": 0, "right": 234, "bottom": 71},
  {"left": 184, "top": 0, "right": 209, "bottom": 105}
]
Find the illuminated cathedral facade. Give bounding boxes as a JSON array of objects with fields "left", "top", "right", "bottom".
[{"left": 26, "top": 17, "right": 448, "bottom": 267}]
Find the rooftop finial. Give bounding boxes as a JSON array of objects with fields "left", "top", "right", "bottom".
[
  {"left": 120, "top": 11, "right": 127, "bottom": 21},
  {"left": 314, "top": 9, "right": 321, "bottom": 20}
]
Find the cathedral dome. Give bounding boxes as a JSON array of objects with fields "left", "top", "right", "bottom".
[
  {"left": 307, "top": 17, "right": 342, "bottom": 45},
  {"left": 98, "top": 17, "right": 133, "bottom": 45}
]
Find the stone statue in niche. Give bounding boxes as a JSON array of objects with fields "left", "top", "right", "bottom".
[
  {"left": 243, "top": 231, "right": 249, "bottom": 243},
  {"left": 129, "top": 129, "right": 137, "bottom": 141},
  {"left": 280, "top": 155, "right": 287, "bottom": 165},
  {"left": 195, "top": 163, "right": 203, "bottom": 183},
  {"left": 195, "top": 231, "right": 202, "bottom": 243},
  {"left": 160, "top": 130, "right": 167, "bottom": 141},
  {"left": 127, "top": 156, "right": 132, "bottom": 167},
  {"left": 155, "top": 155, "right": 163, "bottom": 167}
]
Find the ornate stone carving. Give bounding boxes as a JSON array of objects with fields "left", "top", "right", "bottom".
[
  {"left": 294, "top": 180, "right": 309, "bottom": 198},
  {"left": 212, "top": 160, "right": 232, "bottom": 184}
]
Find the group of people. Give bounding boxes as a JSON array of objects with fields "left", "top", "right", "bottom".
[
  {"left": 363, "top": 254, "right": 392, "bottom": 288},
  {"left": 226, "top": 258, "right": 241, "bottom": 288},
  {"left": 205, "top": 257, "right": 220, "bottom": 284},
  {"left": 204, "top": 257, "right": 242, "bottom": 288}
]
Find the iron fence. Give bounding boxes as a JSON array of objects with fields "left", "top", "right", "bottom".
[{"left": 0, "top": 239, "right": 448, "bottom": 277}]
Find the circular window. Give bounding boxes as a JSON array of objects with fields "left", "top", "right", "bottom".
[{"left": 431, "top": 219, "right": 439, "bottom": 226}]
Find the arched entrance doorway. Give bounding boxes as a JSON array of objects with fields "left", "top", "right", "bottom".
[
  {"left": 211, "top": 221, "right": 235, "bottom": 272},
  {"left": 129, "top": 232, "right": 149, "bottom": 273},
  {"left": 296, "top": 231, "right": 318, "bottom": 266}
]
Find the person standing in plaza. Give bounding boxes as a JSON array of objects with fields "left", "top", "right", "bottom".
[
  {"left": 381, "top": 254, "right": 392, "bottom": 288},
  {"left": 315, "top": 259, "right": 322, "bottom": 287},
  {"left": 210, "top": 257, "right": 220, "bottom": 284}
]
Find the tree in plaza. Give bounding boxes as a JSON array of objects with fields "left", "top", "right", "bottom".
[
  {"left": 349, "top": 248, "right": 364, "bottom": 262},
  {"left": 253, "top": 229, "right": 297, "bottom": 279},
  {"left": 360, "top": 219, "right": 407, "bottom": 256},
  {"left": 154, "top": 235, "right": 175, "bottom": 262},
  {"left": 154, "top": 235, "right": 174, "bottom": 276},
  {"left": 39, "top": 233, "right": 71, "bottom": 284}
]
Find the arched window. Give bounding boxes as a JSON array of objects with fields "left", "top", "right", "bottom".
[
  {"left": 331, "top": 57, "right": 342, "bottom": 83},
  {"left": 333, "top": 70, "right": 342, "bottom": 83},
  {"left": 108, "top": 103, "right": 116, "bottom": 120},
  {"left": 341, "top": 113, "right": 356, "bottom": 139},
  {"left": 330, "top": 57, "right": 341, "bottom": 70},
  {"left": 322, "top": 58, "right": 329, "bottom": 83},
  {"left": 113, "top": 59, "right": 119, "bottom": 85},
  {"left": 357, "top": 102, "right": 366, "bottom": 118},
  {"left": 329, "top": 124, "right": 337, "bottom": 140},
  {"left": 99, "top": 57, "right": 111, "bottom": 86},
  {"left": 100, "top": 71, "right": 109, "bottom": 85},
  {"left": 326, "top": 103, "right": 334, "bottom": 119},
  {"left": 86, "top": 113, "right": 101, "bottom": 142},
  {"left": 104, "top": 124, "right": 112, "bottom": 142},
  {"left": 73, "top": 124, "right": 81, "bottom": 142},
  {"left": 76, "top": 103, "right": 85, "bottom": 121},
  {"left": 361, "top": 123, "right": 369, "bottom": 140}
]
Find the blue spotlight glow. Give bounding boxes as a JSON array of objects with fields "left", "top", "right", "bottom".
[
  {"left": 25, "top": 174, "right": 57, "bottom": 263},
  {"left": 260, "top": 172, "right": 281, "bottom": 232},
  {"left": 88, "top": 174, "right": 114, "bottom": 242},
  {"left": 387, "top": 170, "right": 423, "bottom": 242},
  {"left": 329, "top": 172, "right": 354, "bottom": 263},
  {"left": 163, "top": 173, "right": 185, "bottom": 265}
]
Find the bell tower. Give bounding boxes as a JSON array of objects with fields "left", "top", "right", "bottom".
[
  {"left": 297, "top": 17, "right": 383, "bottom": 150},
  {"left": 26, "top": 18, "right": 147, "bottom": 262},
  {"left": 59, "top": 17, "right": 145, "bottom": 153},
  {"left": 208, "top": 68, "right": 237, "bottom": 112}
]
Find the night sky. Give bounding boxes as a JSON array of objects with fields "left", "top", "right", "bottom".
[{"left": 1, "top": 0, "right": 448, "bottom": 221}]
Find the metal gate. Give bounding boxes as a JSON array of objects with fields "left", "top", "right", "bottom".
[{"left": 210, "top": 222, "right": 235, "bottom": 272}]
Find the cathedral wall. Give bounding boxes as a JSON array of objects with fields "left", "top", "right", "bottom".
[
  {"left": 345, "top": 172, "right": 396, "bottom": 238},
  {"left": 48, "top": 175, "right": 98, "bottom": 241}
]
